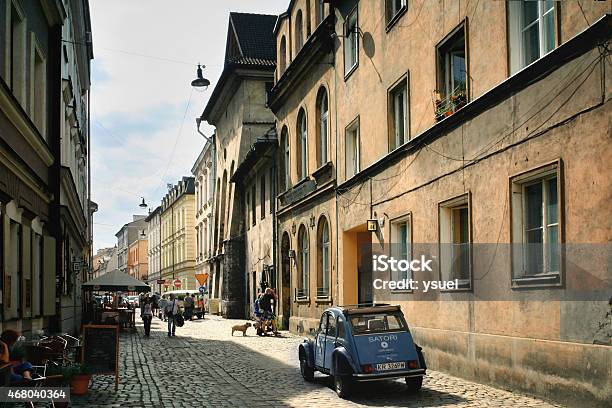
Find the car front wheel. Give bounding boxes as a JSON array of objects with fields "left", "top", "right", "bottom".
[
  {"left": 334, "top": 375, "right": 352, "bottom": 399},
  {"left": 300, "top": 359, "right": 314, "bottom": 382},
  {"left": 405, "top": 376, "right": 423, "bottom": 393}
]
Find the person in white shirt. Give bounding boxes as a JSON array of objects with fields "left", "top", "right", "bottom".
[
  {"left": 165, "top": 294, "right": 179, "bottom": 337},
  {"left": 141, "top": 297, "right": 153, "bottom": 337}
]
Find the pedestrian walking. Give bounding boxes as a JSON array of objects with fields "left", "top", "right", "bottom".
[
  {"left": 184, "top": 293, "right": 194, "bottom": 321},
  {"left": 158, "top": 295, "right": 168, "bottom": 321},
  {"left": 141, "top": 297, "right": 153, "bottom": 337},
  {"left": 165, "top": 294, "right": 179, "bottom": 337}
]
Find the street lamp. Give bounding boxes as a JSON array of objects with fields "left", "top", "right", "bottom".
[
  {"left": 139, "top": 197, "right": 148, "bottom": 209},
  {"left": 191, "top": 64, "right": 210, "bottom": 91}
]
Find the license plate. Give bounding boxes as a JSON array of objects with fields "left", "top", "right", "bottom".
[{"left": 376, "top": 362, "right": 406, "bottom": 371}]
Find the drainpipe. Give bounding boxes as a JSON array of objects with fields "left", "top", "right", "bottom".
[{"left": 332, "top": 3, "right": 340, "bottom": 307}]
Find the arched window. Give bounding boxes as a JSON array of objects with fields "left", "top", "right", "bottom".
[
  {"left": 317, "top": 217, "right": 330, "bottom": 299},
  {"left": 279, "top": 36, "right": 287, "bottom": 73},
  {"left": 295, "top": 10, "right": 304, "bottom": 51},
  {"left": 297, "top": 225, "right": 309, "bottom": 298},
  {"left": 296, "top": 109, "right": 308, "bottom": 180},
  {"left": 316, "top": 87, "right": 329, "bottom": 167},
  {"left": 280, "top": 126, "right": 290, "bottom": 191}
]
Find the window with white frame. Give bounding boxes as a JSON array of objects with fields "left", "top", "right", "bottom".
[
  {"left": 345, "top": 118, "right": 360, "bottom": 179},
  {"left": 317, "top": 87, "right": 329, "bottom": 166},
  {"left": 509, "top": 0, "right": 556, "bottom": 75},
  {"left": 344, "top": 7, "right": 359, "bottom": 75},
  {"left": 391, "top": 214, "right": 411, "bottom": 283},
  {"left": 386, "top": 0, "right": 407, "bottom": 25},
  {"left": 511, "top": 164, "right": 560, "bottom": 285},
  {"left": 317, "top": 217, "right": 330, "bottom": 299},
  {"left": 297, "top": 109, "right": 308, "bottom": 180},
  {"left": 297, "top": 225, "right": 309, "bottom": 299},
  {"left": 437, "top": 24, "right": 467, "bottom": 101},
  {"left": 389, "top": 77, "right": 408, "bottom": 151},
  {"left": 439, "top": 194, "right": 471, "bottom": 289}
]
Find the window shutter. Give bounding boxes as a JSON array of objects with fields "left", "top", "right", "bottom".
[{"left": 43, "top": 235, "right": 56, "bottom": 316}]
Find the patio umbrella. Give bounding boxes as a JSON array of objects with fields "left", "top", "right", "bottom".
[{"left": 82, "top": 269, "right": 150, "bottom": 292}]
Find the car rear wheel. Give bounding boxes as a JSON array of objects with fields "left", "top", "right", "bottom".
[
  {"left": 300, "top": 359, "right": 314, "bottom": 382},
  {"left": 334, "top": 375, "right": 352, "bottom": 399},
  {"left": 405, "top": 376, "right": 423, "bottom": 393}
]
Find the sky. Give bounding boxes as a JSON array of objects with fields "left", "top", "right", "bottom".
[{"left": 90, "top": 0, "right": 288, "bottom": 251}]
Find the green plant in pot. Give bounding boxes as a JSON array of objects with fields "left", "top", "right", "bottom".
[{"left": 47, "top": 363, "right": 91, "bottom": 395}]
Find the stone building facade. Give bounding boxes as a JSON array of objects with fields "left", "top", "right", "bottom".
[
  {"left": 145, "top": 206, "right": 161, "bottom": 294},
  {"left": 115, "top": 215, "right": 146, "bottom": 274},
  {"left": 200, "top": 12, "right": 277, "bottom": 319},
  {"left": 268, "top": 0, "right": 611, "bottom": 405},
  {"left": 0, "top": 0, "right": 93, "bottom": 336},
  {"left": 160, "top": 177, "right": 196, "bottom": 292},
  {"left": 127, "top": 237, "right": 147, "bottom": 281}
]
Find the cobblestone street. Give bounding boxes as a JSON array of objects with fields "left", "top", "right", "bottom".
[{"left": 70, "top": 315, "right": 562, "bottom": 408}]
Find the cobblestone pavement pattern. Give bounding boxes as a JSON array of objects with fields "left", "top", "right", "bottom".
[{"left": 70, "top": 315, "right": 562, "bottom": 407}]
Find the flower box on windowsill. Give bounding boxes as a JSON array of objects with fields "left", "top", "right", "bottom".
[{"left": 435, "top": 92, "right": 467, "bottom": 122}]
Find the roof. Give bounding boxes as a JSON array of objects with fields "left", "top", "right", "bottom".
[
  {"left": 228, "top": 12, "right": 277, "bottom": 66},
  {"left": 82, "top": 269, "right": 150, "bottom": 292},
  {"left": 145, "top": 206, "right": 161, "bottom": 222},
  {"left": 202, "top": 13, "right": 277, "bottom": 122}
]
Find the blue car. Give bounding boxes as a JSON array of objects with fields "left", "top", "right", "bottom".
[{"left": 299, "top": 304, "right": 426, "bottom": 398}]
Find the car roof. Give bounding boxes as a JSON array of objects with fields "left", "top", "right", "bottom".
[{"left": 328, "top": 304, "right": 401, "bottom": 315}]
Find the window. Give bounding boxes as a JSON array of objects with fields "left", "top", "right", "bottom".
[
  {"left": 280, "top": 127, "right": 290, "bottom": 191},
  {"left": 350, "top": 313, "right": 406, "bottom": 334},
  {"left": 317, "top": 217, "right": 330, "bottom": 299},
  {"left": 439, "top": 194, "right": 471, "bottom": 289},
  {"left": 386, "top": 0, "right": 407, "bottom": 26},
  {"left": 327, "top": 313, "right": 337, "bottom": 337},
  {"left": 509, "top": 1, "right": 556, "bottom": 74},
  {"left": 437, "top": 24, "right": 467, "bottom": 101},
  {"left": 297, "top": 225, "right": 309, "bottom": 299},
  {"left": 316, "top": 0, "right": 326, "bottom": 25},
  {"left": 295, "top": 10, "right": 304, "bottom": 51},
  {"left": 297, "top": 109, "right": 308, "bottom": 180},
  {"left": 6, "top": 1, "right": 26, "bottom": 105},
  {"left": 316, "top": 87, "right": 329, "bottom": 167},
  {"left": 31, "top": 36, "right": 47, "bottom": 138},
  {"left": 345, "top": 118, "right": 360, "bottom": 179},
  {"left": 391, "top": 214, "right": 412, "bottom": 283},
  {"left": 511, "top": 164, "right": 561, "bottom": 285},
  {"left": 260, "top": 175, "right": 266, "bottom": 219},
  {"left": 344, "top": 8, "right": 359, "bottom": 75},
  {"left": 337, "top": 317, "right": 346, "bottom": 339},
  {"left": 279, "top": 36, "right": 287, "bottom": 73},
  {"left": 389, "top": 77, "right": 408, "bottom": 151},
  {"left": 251, "top": 184, "right": 256, "bottom": 226}
]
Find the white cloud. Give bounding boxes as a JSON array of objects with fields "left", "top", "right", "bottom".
[{"left": 91, "top": 0, "right": 287, "bottom": 250}]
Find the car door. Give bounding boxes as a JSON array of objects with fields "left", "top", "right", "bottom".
[
  {"left": 314, "top": 313, "right": 328, "bottom": 368},
  {"left": 323, "top": 314, "right": 337, "bottom": 369}
]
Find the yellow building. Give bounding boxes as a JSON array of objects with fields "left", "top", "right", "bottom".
[
  {"left": 160, "top": 177, "right": 196, "bottom": 292},
  {"left": 268, "top": 1, "right": 611, "bottom": 405}
]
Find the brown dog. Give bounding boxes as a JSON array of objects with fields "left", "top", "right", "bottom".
[{"left": 231, "top": 322, "right": 252, "bottom": 336}]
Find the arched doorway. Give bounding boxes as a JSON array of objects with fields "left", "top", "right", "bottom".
[{"left": 281, "top": 231, "right": 291, "bottom": 330}]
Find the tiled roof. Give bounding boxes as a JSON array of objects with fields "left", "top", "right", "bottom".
[{"left": 229, "top": 12, "right": 277, "bottom": 65}]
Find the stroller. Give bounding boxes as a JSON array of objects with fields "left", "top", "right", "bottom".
[{"left": 253, "top": 298, "right": 274, "bottom": 336}]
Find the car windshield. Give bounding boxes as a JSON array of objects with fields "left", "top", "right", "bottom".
[{"left": 349, "top": 313, "right": 406, "bottom": 335}]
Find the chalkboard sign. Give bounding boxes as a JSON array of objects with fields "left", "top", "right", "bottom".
[{"left": 82, "top": 324, "right": 119, "bottom": 390}]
